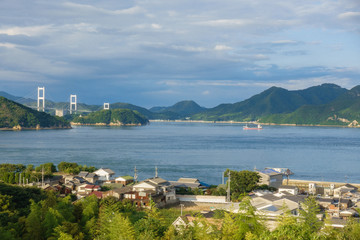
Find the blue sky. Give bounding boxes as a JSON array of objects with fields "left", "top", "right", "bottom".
[{"left": 0, "top": 0, "right": 359, "bottom": 108}]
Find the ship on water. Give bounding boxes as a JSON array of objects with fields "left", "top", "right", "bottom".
[{"left": 243, "top": 124, "right": 263, "bottom": 130}]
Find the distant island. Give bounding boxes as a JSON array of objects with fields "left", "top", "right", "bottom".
[
  {"left": 2, "top": 83, "right": 360, "bottom": 127},
  {"left": 71, "top": 109, "right": 149, "bottom": 126},
  {"left": 0, "top": 97, "right": 71, "bottom": 130}
]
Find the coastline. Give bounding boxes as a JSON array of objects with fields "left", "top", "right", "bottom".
[
  {"left": 70, "top": 122, "right": 145, "bottom": 126},
  {"left": 0, "top": 126, "right": 72, "bottom": 131},
  {"left": 149, "top": 119, "right": 359, "bottom": 128}
]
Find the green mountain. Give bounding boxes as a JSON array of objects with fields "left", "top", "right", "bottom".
[
  {"left": 72, "top": 109, "right": 149, "bottom": 125},
  {"left": 260, "top": 85, "right": 360, "bottom": 126},
  {"left": 150, "top": 100, "right": 206, "bottom": 117},
  {"left": 0, "top": 97, "right": 71, "bottom": 129},
  {"left": 192, "top": 84, "right": 347, "bottom": 121},
  {"left": 111, "top": 102, "right": 181, "bottom": 120}
]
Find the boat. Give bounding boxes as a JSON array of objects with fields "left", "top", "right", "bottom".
[{"left": 243, "top": 124, "right": 263, "bottom": 130}]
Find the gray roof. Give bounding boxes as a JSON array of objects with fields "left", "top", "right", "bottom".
[
  {"left": 318, "top": 198, "right": 333, "bottom": 203},
  {"left": 177, "top": 178, "right": 200, "bottom": 183},
  {"left": 86, "top": 173, "right": 97, "bottom": 178},
  {"left": 260, "top": 194, "right": 280, "bottom": 202},
  {"left": 279, "top": 185, "right": 298, "bottom": 190},
  {"left": 78, "top": 171, "right": 88, "bottom": 177},
  {"left": 102, "top": 168, "right": 115, "bottom": 175},
  {"left": 282, "top": 195, "right": 307, "bottom": 203},
  {"left": 148, "top": 177, "right": 168, "bottom": 185},
  {"left": 169, "top": 181, "right": 201, "bottom": 189}
]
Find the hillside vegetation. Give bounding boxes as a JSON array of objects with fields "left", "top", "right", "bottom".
[
  {"left": 260, "top": 85, "right": 360, "bottom": 126},
  {"left": 72, "top": 109, "right": 149, "bottom": 125},
  {"left": 192, "top": 84, "right": 348, "bottom": 121},
  {"left": 0, "top": 97, "right": 70, "bottom": 129}
]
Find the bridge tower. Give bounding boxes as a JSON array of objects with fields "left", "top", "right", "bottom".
[
  {"left": 70, "top": 94, "right": 77, "bottom": 114},
  {"left": 37, "top": 87, "right": 45, "bottom": 112},
  {"left": 104, "top": 102, "right": 110, "bottom": 110}
]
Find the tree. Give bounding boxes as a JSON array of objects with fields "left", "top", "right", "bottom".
[
  {"left": 25, "top": 200, "right": 44, "bottom": 240},
  {"left": 225, "top": 169, "right": 260, "bottom": 201},
  {"left": 299, "top": 196, "right": 322, "bottom": 235}
]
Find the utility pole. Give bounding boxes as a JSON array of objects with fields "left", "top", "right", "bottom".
[
  {"left": 227, "top": 170, "right": 231, "bottom": 202},
  {"left": 19, "top": 173, "right": 21, "bottom": 185},
  {"left": 134, "top": 166, "right": 138, "bottom": 183},
  {"left": 155, "top": 166, "right": 158, "bottom": 178},
  {"left": 42, "top": 166, "right": 44, "bottom": 187},
  {"left": 180, "top": 204, "right": 184, "bottom": 216}
]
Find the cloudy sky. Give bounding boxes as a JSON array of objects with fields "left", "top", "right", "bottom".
[{"left": 0, "top": 0, "right": 359, "bottom": 107}]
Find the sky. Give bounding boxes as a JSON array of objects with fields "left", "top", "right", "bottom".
[{"left": 0, "top": 0, "right": 359, "bottom": 108}]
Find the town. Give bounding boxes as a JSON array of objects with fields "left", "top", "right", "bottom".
[{"left": 8, "top": 162, "right": 359, "bottom": 232}]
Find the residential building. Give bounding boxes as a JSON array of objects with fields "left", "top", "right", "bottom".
[
  {"left": 94, "top": 168, "right": 115, "bottom": 181},
  {"left": 256, "top": 169, "right": 283, "bottom": 189},
  {"left": 278, "top": 185, "right": 299, "bottom": 195},
  {"left": 170, "top": 178, "right": 210, "bottom": 190},
  {"left": 115, "top": 175, "right": 134, "bottom": 185}
]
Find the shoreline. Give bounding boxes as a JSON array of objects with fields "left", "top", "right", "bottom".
[
  {"left": 0, "top": 126, "right": 72, "bottom": 131},
  {"left": 70, "top": 122, "right": 145, "bottom": 126},
  {"left": 149, "top": 119, "right": 358, "bottom": 128}
]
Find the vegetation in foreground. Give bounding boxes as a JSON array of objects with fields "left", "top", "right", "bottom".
[{"left": 0, "top": 182, "right": 360, "bottom": 240}]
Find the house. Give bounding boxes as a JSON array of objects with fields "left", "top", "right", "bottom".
[
  {"left": 278, "top": 185, "right": 299, "bottom": 195},
  {"left": 256, "top": 169, "right": 283, "bottom": 189},
  {"left": 130, "top": 177, "right": 177, "bottom": 207},
  {"left": 115, "top": 175, "right": 134, "bottom": 185},
  {"left": 94, "top": 168, "right": 115, "bottom": 181},
  {"left": 170, "top": 178, "right": 210, "bottom": 190},
  {"left": 334, "top": 184, "right": 358, "bottom": 198},
  {"left": 78, "top": 171, "right": 99, "bottom": 184},
  {"left": 224, "top": 193, "right": 306, "bottom": 219},
  {"left": 172, "top": 211, "right": 222, "bottom": 232},
  {"left": 317, "top": 198, "right": 333, "bottom": 210},
  {"left": 84, "top": 184, "right": 101, "bottom": 194},
  {"left": 89, "top": 191, "right": 103, "bottom": 199}
]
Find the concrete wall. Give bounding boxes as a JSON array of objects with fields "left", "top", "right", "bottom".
[{"left": 178, "top": 195, "right": 227, "bottom": 203}]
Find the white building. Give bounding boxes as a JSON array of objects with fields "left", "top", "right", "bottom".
[{"left": 94, "top": 168, "right": 115, "bottom": 181}]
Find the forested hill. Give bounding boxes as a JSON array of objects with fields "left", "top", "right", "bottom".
[
  {"left": 260, "top": 85, "right": 360, "bottom": 126},
  {"left": 72, "top": 109, "right": 149, "bottom": 126},
  {"left": 149, "top": 100, "right": 207, "bottom": 117},
  {"left": 191, "top": 83, "right": 348, "bottom": 122},
  {"left": 0, "top": 97, "right": 71, "bottom": 130}
]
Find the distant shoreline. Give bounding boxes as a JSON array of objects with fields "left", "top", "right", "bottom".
[
  {"left": 149, "top": 119, "right": 359, "bottom": 128},
  {"left": 0, "top": 126, "right": 72, "bottom": 131},
  {"left": 70, "top": 122, "right": 144, "bottom": 126}
]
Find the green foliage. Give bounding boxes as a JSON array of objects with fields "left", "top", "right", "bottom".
[
  {"left": 0, "top": 96, "right": 70, "bottom": 129},
  {"left": 192, "top": 84, "right": 347, "bottom": 122},
  {"left": 72, "top": 109, "right": 149, "bottom": 125},
  {"left": 57, "top": 162, "right": 97, "bottom": 175},
  {"left": 225, "top": 169, "right": 260, "bottom": 201},
  {"left": 35, "top": 163, "right": 56, "bottom": 175}
]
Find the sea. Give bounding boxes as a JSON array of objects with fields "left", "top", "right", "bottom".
[{"left": 1, "top": 122, "right": 359, "bottom": 185}]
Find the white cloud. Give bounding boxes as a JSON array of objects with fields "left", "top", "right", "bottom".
[
  {"left": 151, "top": 24, "right": 162, "bottom": 29},
  {"left": 338, "top": 11, "right": 360, "bottom": 19},
  {"left": 271, "top": 40, "right": 298, "bottom": 44},
  {"left": 198, "top": 19, "right": 254, "bottom": 27},
  {"left": 214, "top": 45, "right": 232, "bottom": 51},
  {"left": 171, "top": 45, "right": 206, "bottom": 52},
  {"left": 63, "top": 2, "right": 142, "bottom": 15},
  {"left": 0, "top": 25, "right": 52, "bottom": 36},
  {"left": 0, "top": 43, "right": 17, "bottom": 48}
]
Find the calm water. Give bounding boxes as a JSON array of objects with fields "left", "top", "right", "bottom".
[{"left": 1, "top": 122, "right": 359, "bottom": 185}]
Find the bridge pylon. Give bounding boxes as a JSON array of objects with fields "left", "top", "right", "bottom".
[
  {"left": 37, "top": 87, "right": 45, "bottom": 112},
  {"left": 70, "top": 94, "right": 77, "bottom": 114}
]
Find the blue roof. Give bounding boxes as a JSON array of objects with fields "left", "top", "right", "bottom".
[
  {"left": 199, "top": 181, "right": 210, "bottom": 187},
  {"left": 259, "top": 169, "right": 280, "bottom": 174}
]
